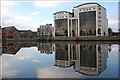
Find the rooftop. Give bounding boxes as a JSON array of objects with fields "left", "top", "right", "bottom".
[
  {"left": 74, "top": 2, "right": 106, "bottom": 9},
  {"left": 53, "top": 11, "right": 73, "bottom": 15},
  {"left": 2, "top": 26, "right": 18, "bottom": 32}
]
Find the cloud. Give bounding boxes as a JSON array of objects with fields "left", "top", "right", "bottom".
[
  {"left": 34, "top": 0, "right": 67, "bottom": 8},
  {"left": 31, "top": 59, "right": 41, "bottom": 63},
  {"left": 1, "top": 56, "right": 20, "bottom": 78},
  {"left": 30, "top": 11, "right": 40, "bottom": 16},
  {"left": 2, "top": 64, "right": 20, "bottom": 78},
  {"left": 1, "top": 14, "right": 33, "bottom": 30},
  {"left": 1, "top": 1, "right": 37, "bottom": 31},
  {"left": 1, "top": 0, "right": 17, "bottom": 13},
  {"left": 108, "top": 20, "right": 118, "bottom": 27},
  {"left": 108, "top": 12, "right": 119, "bottom": 32},
  {"left": 18, "top": 56, "right": 31, "bottom": 60},
  {"left": 37, "top": 67, "right": 85, "bottom": 78}
]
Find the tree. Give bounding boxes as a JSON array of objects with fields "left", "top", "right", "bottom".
[
  {"left": 64, "top": 29, "right": 68, "bottom": 36},
  {"left": 42, "top": 32, "right": 43, "bottom": 36},
  {"left": 80, "top": 29, "right": 83, "bottom": 36},
  {"left": 98, "top": 45, "right": 101, "bottom": 52},
  {"left": 104, "top": 32, "right": 105, "bottom": 36},
  {"left": 72, "top": 30, "right": 75, "bottom": 36},
  {"left": 108, "top": 28, "right": 112, "bottom": 36},
  {"left": 97, "top": 28, "right": 101, "bottom": 36},
  {"left": 89, "top": 29, "right": 92, "bottom": 35}
]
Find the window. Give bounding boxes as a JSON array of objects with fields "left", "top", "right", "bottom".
[
  {"left": 89, "top": 9, "right": 91, "bottom": 10},
  {"left": 99, "top": 17, "right": 101, "bottom": 18},
  {"left": 99, "top": 8, "right": 101, "bottom": 10},
  {"left": 80, "top": 10, "right": 81, "bottom": 11},
  {"left": 94, "top": 8, "right": 95, "bottom": 10}
]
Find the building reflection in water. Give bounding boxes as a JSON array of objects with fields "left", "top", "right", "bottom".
[
  {"left": 2, "top": 42, "right": 21, "bottom": 55},
  {"left": 53, "top": 43, "right": 108, "bottom": 75},
  {"left": 38, "top": 43, "right": 53, "bottom": 54},
  {"left": 1, "top": 42, "right": 108, "bottom": 76},
  {"left": 54, "top": 43, "right": 72, "bottom": 68},
  {"left": 1, "top": 42, "right": 37, "bottom": 56},
  {"left": 0, "top": 42, "right": 2, "bottom": 56}
]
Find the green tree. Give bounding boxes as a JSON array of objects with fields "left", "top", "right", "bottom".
[
  {"left": 64, "top": 29, "right": 68, "bottom": 36},
  {"left": 42, "top": 32, "right": 43, "bottom": 36},
  {"left": 97, "top": 28, "right": 101, "bottom": 36},
  {"left": 108, "top": 28, "right": 112, "bottom": 36},
  {"left": 89, "top": 29, "right": 92, "bottom": 35},
  {"left": 98, "top": 45, "right": 101, "bottom": 52},
  {"left": 104, "top": 32, "right": 105, "bottom": 36},
  {"left": 72, "top": 30, "right": 75, "bottom": 36},
  {"left": 80, "top": 29, "right": 83, "bottom": 36},
  {"left": 94, "top": 30, "right": 96, "bottom": 35}
]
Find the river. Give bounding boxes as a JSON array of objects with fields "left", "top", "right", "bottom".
[{"left": 0, "top": 41, "right": 119, "bottom": 79}]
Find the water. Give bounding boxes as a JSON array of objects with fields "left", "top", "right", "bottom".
[{"left": 0, "top": 41, "right": 119, "bottom": 79}]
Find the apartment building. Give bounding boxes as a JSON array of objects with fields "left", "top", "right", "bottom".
[{"left": 37, "top": 24, "right": 52, "bottom": 37}]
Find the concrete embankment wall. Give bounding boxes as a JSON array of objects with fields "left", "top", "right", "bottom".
[
  {"left": 48, "top": 36, "right": 120, "bottom": 41},
  {"left": 2, "top": 36, "right": 120, "bottom": 42},
  {"left": 2, "top": 38, "right": 37, "bottom": 42}
]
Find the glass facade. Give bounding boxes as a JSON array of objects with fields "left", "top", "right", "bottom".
[
  {"left": 79, "top": 11, "right": 96, "bottom": 36},
  {"left": 72, "top": 19, "right": 77, "bottom": 36},
  {"left": 55, "top": 44, "right": 68, "bottom": 61},
  {"left": 55, "top": 19, "right": 68, "bottom": 36},
  {"left": 69, "top": 19, "right": 78, "bottom": 36},
  {"left": 80, "top": 44, "right": 97, "bottom": 68}
]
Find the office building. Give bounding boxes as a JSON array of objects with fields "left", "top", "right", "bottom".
[
  {"left": 53, "top": 3, "right": 108, "bottom": 37},
  {"left": 0, "top": 26, "right": 2, "bottom": 56}
]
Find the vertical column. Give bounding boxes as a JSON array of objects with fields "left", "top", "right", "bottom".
[
  {"left": 68, "top": 18, "right": 70, "bottom": 37},
  {"left": 53, "top": 18, "right": 55, "bottom": 37},
  {"left": 68, "top": 44, "right": 70, "bottom": 61},
  {"left": 96, "top": 7, "right": 98, "bottom": 36},
  {"left": 96, "top": 44, "right": 99, "bottom": 69},
  {"left": 78, "top": 11, "right": 80, "bottom": 36},
  {"left": 71, "top": 19, "right": 72, "bottom": 37},
  {"left": 76, "top": 19, "right": 78, "bottom": 36}
]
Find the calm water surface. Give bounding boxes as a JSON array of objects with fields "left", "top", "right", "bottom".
[{"left": 1, "top": 42, "right": 119, "bottom": 78}]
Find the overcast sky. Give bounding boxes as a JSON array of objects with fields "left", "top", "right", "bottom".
[{"left": 0, "top": 0, "right": 119, "bottom": 32}]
